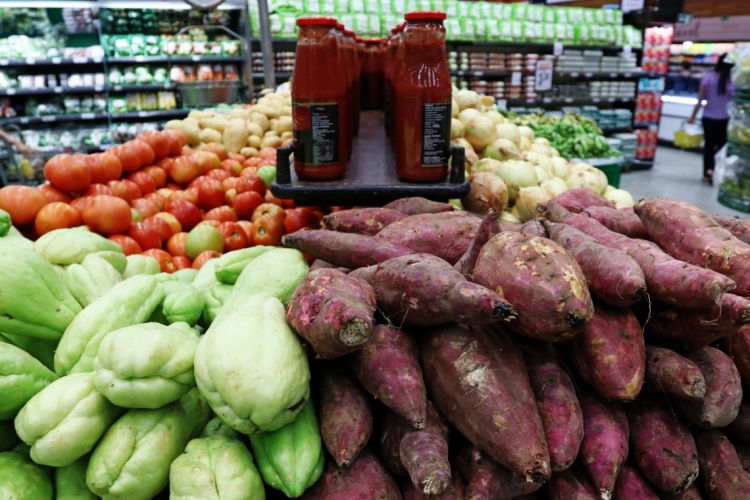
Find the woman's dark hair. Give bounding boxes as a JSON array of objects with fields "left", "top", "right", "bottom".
[{"left": 715, "top": 53, "right": 733, "bottom": 96}]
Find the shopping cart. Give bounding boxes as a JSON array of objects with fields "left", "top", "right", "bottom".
[
  {"left": 0, "top": 126, "right": 59, "bottom": 187},
  {"left": 674, "top": 122, "right": 704, "bottom": 149}
]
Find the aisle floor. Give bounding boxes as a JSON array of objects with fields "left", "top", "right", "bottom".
[{"left": 619, "top": 146, "right": 748, "bottom": 218}]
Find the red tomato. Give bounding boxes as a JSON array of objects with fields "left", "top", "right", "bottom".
[
  {"left": 284, "top": 208, "right": 320, "bottom": 234},
  {"left": 168, "top": 156, "right": 204, "bottom": 185},
  {"left": 181, "top": 146, "right": 197, "bottom": 156},
  {"left": 187, "top": 175, "right": 207, "bottom": 191},
  {"left": 128, "top": 171, "right": 157, "bottom": 195},
  {"left": 202, "top": 143, "right": 228, "bottom": 161},
  {"left": 241, "top": 166, "right": 258, "bottom": 177},
  {"left": 128, "top": 222, "right": 162, "bottom": 250},
  {"left": 131, "top": 198, "right": 160, "bottom": 219},
  {"left": 137, "top": 131, "right": 170, "bottom": 159},
  {"left": 196, "top": 179, "right": 225, "bottom": 210},
  {"left": 167, "top": 232, "right": 189, "bottom": 257},
  {"left": 166, "top": 183, "right": 182, "bottom": 191},
  {"left": 207, "top": 169, "right": 232, "bottom": 182},
  {"left": 44, "top": 154, "right": 91, "bottom": 192},
  {"left": 250, "top": 214, "right": 285, "bottom": 246},
  {"left": 251, "top": 203, "right": 286, "bottom": 222},
  {"left": 142, "top": 216, "right": 173, "bottom": 243},
  {"left": 257, "top": 147, "right": 277, "bottom": 162},
  {"left": 34, "top": 202, "right": 82, "bottom": 235},
  {"left": 37, "top": 183, "right": 72, "bottom": 204},
  {"left": 237, "top": 220, "right": 254, "bottom": 242},
  {"left": 126, "top": 139, "right": 156, "bottom": 168},
  {"left": 220, "top": 159, "right": 242, "bottom": 176},
  {"left": 228, "top": 152, "right": 246, "bottom": 163},
  {"left": 156, "top": 157, "right": 174, "bottom": 171},
  {"left": 156, "top": 188, "right": 174, "bottom": 200},
  {"left": 264, "top": 190, "right": 286, "bottom": 207},
  {"left": 142, "top": 166, "right": 168, "bottom": 189},
  {"left": 82, "top": 155, "right": 105, "bottom": 185},
  {"left": 168, "top": 190, "right": 197, "bottom": 206},
  {"left": 173, "top": 255, "right": 192, "bottom": 270},
  {"left": 109, "top": 144, "right": 140, "bottom": 173},
  {"left": 204, "top": 206, "right": 237, "bottom": 223},
  {"left": 219, "top": 221, "right": 248, "bottom": 251},
  {"left": 233, "top": 191, "right": 264, "bottom": 220},
  {"left": 192, "top": 250, "right": 222, "bottom": 269},
  {"left": 108, "top": 234, "right": 143, "bottom": 255},
  {"left": 222, "top": 177, "right": 240, "bottom": 191},
  {"left": 197, "top": 220, "right": 222, "bottom": 229},
  {"left": 142, "top": 249, "right": 177, "bottom": 273},
  {"left": 0, "top": 185, "right": 48, "bottom": 226},
  {"left": 225, "top": 188, "right": 237, "bottom": 207},
  {"left": 196, "top": 151, "right": 221, "bottom": 170},
  {"left": 165, "top": 200, "right": 202, "bottom": 231},
  {"left": 82, "top": 195, "right": 132, "bottom": 235},
  {"left": 236, "top": 175, "right": 267, "bottom": 197},
  {"left": 107, "top": 180, "right": 140, "bottom": 203},
  {"left": 145, "top": 192, "right": 166, "bottom": 211},
  {"left": 330, "top": 206, "right": 352, "bottom": 212},
  {"left": 94, "top": 152, "right": 123, "bottom": 183},
  {"left": 131, "top": 208, "right": 143, "bottom": 223},
  {"left": 163, "top": 129, "right": 187, "bottom": 156},
  {"left": 69, "top": 197, "right": 88, "bottom": 215},
  {"left": 82, "top": 183, "right": 113, "bottom": 197},
  {"left": 154, "top": 212, "right": 182, "bottom": 234},
  {"left": 243, "top": 157, "right": 265, "bottom": 168}
]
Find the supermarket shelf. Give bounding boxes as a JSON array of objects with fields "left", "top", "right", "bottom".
[
  {"left": 447, "top": 41, "right": 642, "bottom": 52},
  {"left": 252, "top": 72, "right": 293, "bottom": 79},
  {"left": 555, "top": 72, "right": 642, "bottom": 80},
  {"left": 506, "top": 97, "right": 635, "bottom": 107},
  {"left": 450, "top": 70, "right": 532, "bottom": 78},
  {"left": 603, "top": 127, "right": 634, "bottom": 134},
  {"left": 633, "top": 123, "right": 657, "bottom": 129},
  {"left": 111, "top": 110, "right": 189, "bottom": 120},
  {"left": 0, "top": 57, "right": 104, "bottom": 67},
  {"left": 0, "top": 113, "right": 109, "bottom": 125},
  {"left": 0, "top": 86, "right": 106, "bottom": 96},
  {"left": 107, "top": 56, "right": 245, "bottom": 64},
  {"left": 108, "top": 84, "right": 176, "bottom": 92}
]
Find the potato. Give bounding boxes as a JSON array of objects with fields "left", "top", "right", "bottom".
[
  {"left": 165, "top": 120, "right": 200, "bottom": 146},
  {"left": 276, "top": 116, "right": 293, "bottom": 134},
  {"left": 222, "top": 120, "right": 249, "bottom": 153},
  {"left": 241, "top": 147, "right": 259, "bottom": 158},
  {"left": 261, "top": 136, "right": 282, "bottom": 148},
  {"left": 246, "top": 122, "right": 264, "bottom": 138},
  {"left": 249, "top": 113, "right": 269, "bottom": 133},
  {"left": 254, "top": 104, "right": 280, "bottom": 119},
  {"left": 183, "top": 117, "right": 199, "bottom": 125},
  {"left": 278, "top": 90, "right": 291, "bottom": 98},
  {"left": 269, "top": 118, "right": 279, "bottom": 132},
  {"left": 247, "top": 135, "right": 262, "bottom": 149},
  {"left": 199, "top": 117, "right": 229, "bottom": 133},
  {"left": 188, "top": 110, "right": 214, "bottom": 119},
  {"left": 229, "top": 108, "right": 250, "bottom": 120},
  {"left": 200, "top": 128, "right": 223, "bottom": 144},
  {"left": 281, "top": 105, "right": 292, "bottom": 117},
  {"left": 264, "top": 130, "right": 278, "bottom": 138},
  {"left": 281, "top": 131, "right": 293, "bottom": 141}
]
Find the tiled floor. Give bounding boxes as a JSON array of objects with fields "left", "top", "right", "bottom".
[{"left": 620, "top": 146, "right": 748, "bottom": 218}]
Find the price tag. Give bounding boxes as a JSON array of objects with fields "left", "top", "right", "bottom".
[
  {"left": 543, "top": 97, "right": 552, "bottom": 103},
  {"left": 6, "top": 89, "right": 15, "bottom": 95},
  {"left": 138, "top": 111, "right": 149, "bottom": 118},
  {"left": 93, "top": 57, "right": 102, "bottom": 63},
  {"left": 623, "top": 45, "right": 632, "bottom": 58},
  {"left": 496, "top": 99, "right": 507, "bottom": 110},
  {"left": 164, "top": 83, "right": 172, "bottom": 89},
  {"left": 535, "top": 60, "right": 553, "bottom": 92},
  {"left": 72, "top": 56, "right": 87, "bottom": 64},
  {"left": 624, "top": 73, "right": 632, "bottom": 78},
  {"left": 134, "top": 56, "right": 145, "bottom": 62},
  {"left": 95, "top": 86, "right": 104, "bottom": 92},
  {"left": 26, "top": 58, "right": 35, "bottom": 65},
  {"left": 0, "top": 60, "right": 8, "bottom": 66},
  {"left": 473, "top": 71, "right": 483, "bottom": 77},
  {"left": 584, "top": 72, "right": 593, "bottom": 78},
  {"left": 525, "top": 99, "right": 535, "bottom": 104},
  {"left": 192, "top": 56, "right": 201, "bottom": 62},
  {"left": 81, "top": 113, "right": 95, "bottom": 120},
  {"left": 114, "top": 85, "right": 123, "bottom": 91},
  {"left": 553, "top": 42, "right": 564, "bottom": 56},
  {"left": 564, "top": 97, "right": 574, "bottom": 103},
  {"left": 607, "top": 98, "right": 616, "bottom": 102},
  {"left": 609, "top": 72, "right": 618, "bottom": 78},
  {"left": 53, "top": 87, "right": 63, "bottom": 93},
  {"left": 20, "top": 117, "right": 29, "bottom": 124},
  {"left": 41, "top": 116, "right": 56, "bottom": 122},
  {"left": 592, "top": 97, "right": 601, "bottom": 102},
  {"left": 51, "top": 58, "right": 62, "bottom": 64},
  {"left": 511, "top": 72, "right": 522, "bottom": 86},
  {"left": 570, "top": 72, "right": 579, "bottom": 77}
]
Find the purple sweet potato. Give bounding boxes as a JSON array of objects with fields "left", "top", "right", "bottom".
[
  {"left": 401, "top": 474, "right": 466, "bottom": 500},
  {"left": 543, "top": 220, "right": 646, "bottom": 308},
  {"left": 713, "top": 215, "right": 750, "bottom": 244},
  {"left": 725, "top": 401, "right": 750, "bottom": 445},
  {"left": 736, "top": 443, "right": 750, "bottom": 472},
  {"left": 319, "top": 369, "right": 373, "bottom": 468},
  {"left": 565, "top": 303, "right": 645, "bottom": 402},
  {"left": 454, "top": 208, "right": 504, "bottom": 277},
  {"left": 626, "top": 397, "right": 699, "bottom": 493},
  {"left": 675, "top": 347, "right": 743, "bottom": 429},
  {"left": 634, "top": 197, "right": 750, "bottom": 297},
  {"left": 521, "top": 342, "right": 584, "bottom": 471},
  {"left": 456, "top": 446, "right": 542, "bottom": 500},
  {"left": 519, "top": 218, "right": 548, "bottom": 238},
  {"left": 613, "top": 463, "right": 661, "bottom": 500},
  {"left": 322, "top": 208, "right": 407, "bottom": 236},
  {"left": 383, "top": 197, "right": 455, "bottom": 216},
  {"left": 549, "top": 188, "right": 616, "bottom": 213},
  {"left": 473, "top": 231, "right": 594, "bottom": 342},
  {"left": 282, "top": 230, "right": 414, "bottom": 270},
  {"left": 350, "top": 253, "right": 517, "bottom": 327},
  {"left": 658, "top": 485, "right": 706, "bottom": 500},
  {"left": 310, "top": 259, "right": 350, "bottom": 273},
  {"left": 642, "top": 346, "right": 707, "bottom": 400},
  {"left": 694, "top": 429, "right": 750, "bottom": 500},
  {"left": 287, "top": 269, "right": 377, "bottom": 358},
  {"left": 374, "top": 211, "right": 480, "bottom": 265},
  {"left": 420, "top": 324, "right": 551, "bottom": 482},
  {"left": 720, "top": 325, "right": 750, "bottom": 387},
  {"left": 351, "top": 325, "right": 426, "bottom": 429},
  {"left": 545, "top": 464, "right": 600, "bottom": 500},
  {"left": 647, "top": 294, "right": 750, "bottom": 350},
  {"left": 579, "top": 391, "right": 629, "bottom": 499},
  {"left": 546, "top": 200, "right": 736, "bottom": 308},
  {"left": 301, "top": 448, "right": 402, "bottom": 500},
  {"left": 582, "top": 206, "right": 650, "bottom": 239}
]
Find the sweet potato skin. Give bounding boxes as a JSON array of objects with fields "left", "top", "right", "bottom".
[
  {"left": 549, "top": 188, "right": 615, "bottom": 213},
  {"left": 310, "top": 259, "right": 350, "bottom": 273},
  {"left": 694, "top": 430, "right": 750, "bottom": 500},
  {"left": 736, "top": 443, "right": 750, "bottom": 472},
  {"left": 282, "top": 230, "right": 413, "bottom": 270},
  {"left": 454, "top": 208, "right": 503, "bottom": 278},
  {"left": 565, "top": 303, "right": 645, "bottom": 402},
  {"left": 383, "top": 197, "right": 454, "bottom": 216},
  {"left": 522, "top": 341, "right": 584, "bottom": 471},
  {"left": 519, "top": 218, "right": 548, "bottom": 238},
  {"left": 375, "top": 212, "right": 480, "bottom": 265},
  {"left": 301, "top": 448, "right": 402, "bottom": 500},
  {"left": 543, "top": 220, "right": 646, "bottom": 308},
  {"left": 713, "top": 215, "right": 750, "bottom": 244},
  {"left": 725, "top": 401, "right": 750, "bottom": 445},
  {"left": 319, "top": 369, "right": 373, "bottom": 468},
  {"left": 545, "top": 464, "right": 600, "bottom": 500},
  {"left": 579, "top": 391, "right": 629, "bottom": 500},
  {"left": 322, "top": 208, "right": 407, "bottom": 236},
  {"left": 456, "top": 446, "right": 542, "bottom": 500},
  {"left": 627, "top": 396, "right": 699, "bottom": 493},
  {"left": 420, "top": 324, "right": 551, "bottom": 482},
  {"left": 720, "top": 324, "right": 750, "bottom": 387},
  {"left": 582, "top": 206, "right": 650, "bottom": 239},
  {"left": 351, "top": 325, "right": 426, "bottom": 429},
  {"left": 675, "top": 347, "right": 743, "bottom": 429},
  {"left": 613, "top": 463, "right": 661, "bottom": 500},
  {"left": 473, "top": 232, "right": 594, "bottom": 342},
  {"left": 401, "top": 474, "right": 465, "bottom": 500},
  {"left": 643, "top": 346, "right": 707, "bottom": 400},
  {"left": 658, "top": 485, "right": 706, "bottom": 500}
]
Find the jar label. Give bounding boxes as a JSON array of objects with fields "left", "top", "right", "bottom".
[
  {"left": 422, "top": 103, "right": 450, "bottom": 167},
  {"left": 293, "top": 103, "right": 339, "bottom": 165}
]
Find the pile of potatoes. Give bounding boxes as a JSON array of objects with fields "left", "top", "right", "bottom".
[{"left": 164, "top": 90, "right": 293, "bottom": 158}]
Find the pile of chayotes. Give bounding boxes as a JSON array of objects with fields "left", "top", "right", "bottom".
[{"left": 3, "top": 190, "right": 750, "bottom": 500}]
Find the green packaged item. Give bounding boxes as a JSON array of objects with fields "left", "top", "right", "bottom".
[
  {"left": 569, "top": 7, "right": 585, "bottom": 24},
  {"left": 487, "top": 19, "right": 501, "bottom": 41},
  {"left": 94, "top": 322, "right": 199, "bottom": 408},
  {"left": 512, "top": 3, "right": 527, "bottom": 20},
  {"left": 64, "top": 254, "right": 122, "bottom": 308},
  {"left": 349, "top": 0, "right": 365, "bottom": 13},
  {"left": 249, "top": 400, "right": 324, "bottom": 498},
  {"left": 0, "top": 342, "right": 57, "bottom": 420},
  {"left": 0, "top": 451, "right": 53, "bottom": 499},
  {"left": 353, "top": 13, "right": 368, "bottom": 34},
  {"left": 474, "top": 18, "right": 486, "bottom": 40},
  {"left": 527, "top": 4, "right": 543, "bottom": 22},
  {"left": 195, "top": 293, "right": 310, "bottom": 434},
  {"left": 0, "top": 333, "right": 56, "bottom": 371},
  {"left": 34, "top": 227, "right": 122, "bottom": 266},
  {"left": 0, "top": 420, "right": 21, "bottom": 452},
  {"left": 460, "top": 19, "right": 476, "bottom": 41},
  {"left": 543, "top": 6, "right": 556, "bottom": 24},
  {"left": 575, "top": 24, "right": 591, "bottom": 44},
  {"left": 367, "top": 15, "right": 380, "bottom": 36},
  {"left": 122, "top": 254, "right": 160, "bottom": 278},
  {"left": 54, "top": 455, "right": 99, "bottom": 500},
  {"left": 14, "top": 372, "right": 124, "bottom": 467},
  {"left": 614, "top": 9, "right": 623, "bottom": 25},
  {"left": 555, "top": 7, "right": 569, "bottom": 24},
  {"left": 54, "top": 275, "right": 166, "bottom": 376},
  {"left": 305, "top": 0, "right": 322, "bottom": 14},
  {"left": 583, "top": 8, "right": 596, "bottom": 24},
  {"left": 510, "top": 20, "right": 523, "bottom": 40},
  {"left": 87, "top": 389, "right": 212, "bottom": 500},
  {"left": 444, "top": 0, "right": 458, "bottom": 18}
]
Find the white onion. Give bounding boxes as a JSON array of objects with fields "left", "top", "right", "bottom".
[
  {"left": 496, "top": 159, "right": 538, "bottom": 202},
  {"left": 464, "top": 149, "right": 479, "bottom": 174},
  {"left": 495, "top": 122, "right": 522, "bottom": 146},
  {"left": 500, "top": 210, "right": 522, "bottom": 224},
  {"left": 458, "top": 108, "right": 482, "bottom": 126},
  {"left": 455, "top": 90, "right": 481, "bottom": 111},
  {"left": 534, "top": 166, "right": 551, "bottom": 182},
  {"left": 451, "top": 118, "right": 465, "bottom": 140},
  {"left": 484, "top": 111, "right": 505, "bottom": 125},
  {"left": 465, "top": 116, "right": 498, "bottom": 152},
  {"left": 524, "top": 151, "right": 554, "bottom": 175},
  {"left": 605, "top": 188, "right": 635, "bottom": 208},
  {"left": 483, "top": 138, "right": 520, "bottom": 162},
  {"left": 518, "top": 136, "right": 531, "bottom": 153},
  {"left": 551, "top": 157, "right": 572, "bottom": 179},
  {"left": 452, "top": 99, "right": 460, "bottom": 118},
  {"left": 518, "top": 125, "right": 535, "bottom": 141},
  {"left": 462, "top": 172, "right": 509, "bottom": 215},
  {"left": 540, "top": 178, "right": 569, "bottom": 196},
  {"left": 604, "top": 185, "right": 616, "bottom": 195},
  {"left": 471, "top": 158, "right": 503, "bottom": 174},
  {"left": 453, "top": 138, "right": 474, "bottom": 153},
  {"left": 529, "top": 142, "right": 555, "bottom": 157},
  {"left": 516, "top": 186, "right": 555, "bottom": 222},
  {"left": 566, "top": 170, "right": 602, "bottom": 194}
]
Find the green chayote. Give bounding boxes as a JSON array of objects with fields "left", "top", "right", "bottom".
[
  {"left": 94, "top": 322, "right": 199, "bottom": 408},
  {"left": 0, "top": 208, "right": 10, "bottom": 236},
  {"left": 214, "top": 246, "right": 276, "bottom": 285},
  {"left": 64, "top": 254, "right": 122, "bottom": 308},
  {"left": 122, "top": 254, "right": 161, "bottom": 279},
  {"left": 0, "top": 245, "right": 82, "bottom": 340},
  {"left": 0, "top": 332, "right": 57, "bottom": 371},
  {"left": 195, "top": 293, "right": 310, "bottom": 435},
  {"left": 54, "top": 275, "right": 166, "bottom": 375},
  {"left": 191, "top": 258, "right": 220, "bottom": 291},
  {"left": 249, "top": 400, "right": 324, "bottom": 498},
  {"left": 160, "top": 281, "right": 206, "bottom": 326},
  {"left": 200, "top": 417, "right": 240, "bottom": 440},
  {"left": 86, "top": 388, "right": 212, "bottom": 500},
  {"left": 14, "top": 372, "right": 123, "bottom": 467},
  {"left": 0, "top": 451, "right": 53, "bottom": 499},
  {"left": 0, "top": 224, "right": 33, "bottom": 250},
  {"left": 0, "top": 342, "right": 57, "bottom": 420},
  {"left": 34, "top": 227, "right": 122, "bottom": 266},
  {"left": 172, "top": 268, "right": 198, "bottom": 283},
  {"left": 55, "top": 454, "right": 99, "bottom": 500},
  {"left": 0, "top": 420, "right": 20, "bottom": 452},
  {"left": 90, "top": 250, "right": 127, "bottom": 274},
  {"left": 201, "top": 283, "right": 233, "bottom": 326}
]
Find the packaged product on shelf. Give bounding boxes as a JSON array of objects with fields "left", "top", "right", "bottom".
[{"left": 197, "top": 65, "right": 214, "bottom": 81}]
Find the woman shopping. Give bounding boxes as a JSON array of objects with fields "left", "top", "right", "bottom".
[{"left": 688, "top": 53, "right": 735, "bottom": 185}]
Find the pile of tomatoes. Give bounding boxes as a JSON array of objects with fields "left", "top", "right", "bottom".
[{"left": 0, "top": 129, "right": 329, "bottom": 272}]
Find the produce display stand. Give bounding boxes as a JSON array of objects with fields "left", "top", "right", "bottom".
[{"left": 272, "top": 111, "right": 469, "bottom": 206}]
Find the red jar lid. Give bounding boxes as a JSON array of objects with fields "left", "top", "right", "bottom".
[
  {"left": 296, "top": 17, "right": 338, "bottom": 26},
  {"left": 336, "top": 23, "right": 345, "bottom": 30},
  {"left": 344, "top": 29, "right": 355, "bottom": 36},
  {"left": 404, "top": 11, "right": 447, "bottom": 21}
]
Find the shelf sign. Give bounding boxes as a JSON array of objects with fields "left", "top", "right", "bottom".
[
  {"left": 496, "top": 99, "right": 507, "bottom": 110},
  {"left": 623, "top": 46, "right": 632, "bottom": 58},
  {"left": 41, "top": 116, "right": 55, "bottom": 122},
  {"left": 677, "top": 13, "right": 693, "bottom": 24},
  {"left": 25, "top": 59, "right": 35, "bottom": 65},
  {"left": 138, "top": 111, "right": 149, "bottom": 118},
  {"left": 553, "top": 42, "right": 564, "bottom": 56},
  {"left": 620, "top": 0, "right": 644, "bottom": 13},
  {"left": 72, "top": 57, "right": 88, "bottom": 64},
  {"left": 5, "top": 89, "right": 15, "bottom": 95},
  {"left": 81, "top": 113, "right": 95, "bottom": 120},
  {"left": 511, "top": 72, "right": 522, "bottom": 86},
  {"left": 535, "top": 60, "right": 553, "bottom": 92}
]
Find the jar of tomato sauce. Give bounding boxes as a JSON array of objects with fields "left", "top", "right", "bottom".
[
  {"left": 343, "top": 29, "right": 361, "bottom": 136},
  {"left": 393, "top": 12, "right": 452, "bottom": 182},
  {"left": 359, "top": 38, "right": 385, "bottom": 110},
  {"left": 334, "top": 24, "right": 353, "bottom": 157},
  {"left": 292, "top": 17, "right": 348, "bottom": 181},
  {"left": 385, "top": 23, "right": 405, "bottom": 137}
]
